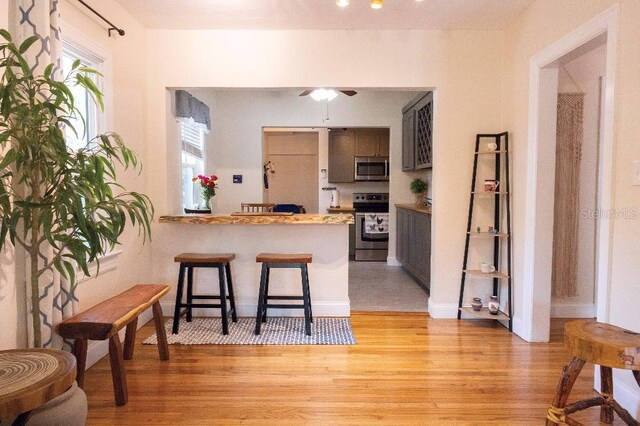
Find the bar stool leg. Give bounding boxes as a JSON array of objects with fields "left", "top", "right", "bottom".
[
  {"left": 303, "top": 264, "right": 313, "bottom": 323},
  {"left": 218, "top": 265, "right": 229, "bottom": 335},
  {"left": 225, "top": 263, "right": 238, "bottom": 322},
  {"left": 186, "top": 266, "right": 194, "bottom": 322},
  {"left": 301, "top": 264, "right": 312, "bottom": 336},
  {"left": 255, "top": 263, "right": 268, "bottom": 335},
  {"left": 261, "top": 265, "right": 270, "bottom": 323},
  {"left": 600, "top": 366, "right": 614, "bottom": 423},
  {"left": 172, "top": 263, "right": 186, "bottom": 334},
  {"left": 546, "top": 357, "right": 586, "bottom": 425}
]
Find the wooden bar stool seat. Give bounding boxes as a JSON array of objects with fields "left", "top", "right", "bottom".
[
  {"left": 254, "top": 253, "right": 313, "bottom": 336},
  {"left": 546, "top": 320, "right": 640, "bottom": 425},
  {"left": 172, "top": 253, "right": 237, "bottom": 335}
]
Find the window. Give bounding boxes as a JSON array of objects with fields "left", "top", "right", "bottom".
[
  {"left": 180, "top": 119, "right": 207, "bottom": 208},
  {"left": 62, "top": 43, "right": 104, "bottom": 151}
]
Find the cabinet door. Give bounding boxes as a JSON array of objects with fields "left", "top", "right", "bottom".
[
  {"left": 396, "top": 208, "right": 406, "bottom": 263},
  {"left": 328, "top": 130, "right": 355, "bottom": 183},
  {"left": 414, "top": 92, "right": 433, "bottom": 170},
  {"left": 402, "top": 110, "right": 415, "bottom": 171},
  {"left": 354, "top": 131, "right": 380, "bottom": 157},
  {"left": 415, "top": 213, "right": 431, "bottom": 289},
  {"left": 377, "top": 129, "right": 390, "bottom": 157}
]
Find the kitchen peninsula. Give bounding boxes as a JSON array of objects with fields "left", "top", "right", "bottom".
[{"left": 155, "top": 214, "right": 354, "bottom": 317}]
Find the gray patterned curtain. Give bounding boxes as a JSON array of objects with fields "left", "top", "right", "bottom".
[
  {"left": 9, "top": 0, "right": 78, "bottom": 349},
  {"left": 552, "top": 93, "right": 584, "bottom": 298}
]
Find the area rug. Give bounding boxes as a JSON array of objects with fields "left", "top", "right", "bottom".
[{"left": 143, "top": 317, "right": 356, "bottom": 345}]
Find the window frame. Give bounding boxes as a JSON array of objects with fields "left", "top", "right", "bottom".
[{"left": 179, "top": 117, "right": 208, "bottom": 209}]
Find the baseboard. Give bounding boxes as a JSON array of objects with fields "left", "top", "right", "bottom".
[
  {"left": 427, "top": 299, "right": 458, "bottom": 318},
  {"left": 85, "top": 308, "right": 153, "bottom": 370},
  {"left": 159, "top": 300, "right": 351, "bottom": 319},
  {"left": 550, "top": 303, "right": 595, "bottom": 318},
  {"left": 594, "top": 368, "right": 640, "bottom": 418},
  {"left": 386, "top": 256, "right": 402, "bottom": 267}
]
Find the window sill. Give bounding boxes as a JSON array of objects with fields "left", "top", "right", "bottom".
[{"left": 77, "top": 250, "right": 122, "bottom": 283}]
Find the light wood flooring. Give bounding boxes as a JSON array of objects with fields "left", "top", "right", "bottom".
[{"left": 84, "top": 314, "right": 624, "bottom": 425}]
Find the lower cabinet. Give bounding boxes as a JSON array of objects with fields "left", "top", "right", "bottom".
[{"left": 396, "top": 206, "right": 431, "bottom": 291}]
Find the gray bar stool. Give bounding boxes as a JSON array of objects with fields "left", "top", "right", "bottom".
[
  {"left": 254, "top": 253, "right": 313, "bottom": 336},
  {"left": 172, "top": 253, "right": 237, "bottom": 335}
]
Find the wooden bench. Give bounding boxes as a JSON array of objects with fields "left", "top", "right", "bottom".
[{"left": 57, "top": 284, "right": 170, "bottom": 406}]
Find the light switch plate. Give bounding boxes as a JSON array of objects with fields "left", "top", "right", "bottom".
[
  {"left": 634, "top": 161, "right": 640, "bottom": 186},
  {"left": 233, "top": 174, "right": 243, "bottom": 184}
]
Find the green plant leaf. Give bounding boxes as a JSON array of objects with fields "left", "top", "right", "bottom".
[{"left": 18, "top": 36, "right": 39, "bottom": 54}]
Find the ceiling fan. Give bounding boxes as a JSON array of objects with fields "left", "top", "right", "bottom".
[{"left": 299, "top": 89, "right": 358, "bottom": 100}]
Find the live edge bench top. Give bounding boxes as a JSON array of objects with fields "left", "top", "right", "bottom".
[{"left": 58, "top": 284, "right": 170, "bottom": 341}]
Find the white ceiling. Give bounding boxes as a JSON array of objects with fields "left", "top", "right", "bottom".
[{"left": 114, "top": 0, "right": 535, "bottom": 31}]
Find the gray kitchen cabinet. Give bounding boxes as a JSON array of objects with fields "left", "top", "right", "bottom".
[
  {"left": 328, "top": 130, "right": 355, "bottom": 183},
  {"left": 329, "top": 128, "right": 390, "bottom": 183},
  {"left": 396, "top": 205, "right": 431, "bottom": 291},
  {"left": 402, "top": 92, "right": 433, "bottom": 170},
  {"left": 355, "top": 129, "right": 390, "bottom": 157}
]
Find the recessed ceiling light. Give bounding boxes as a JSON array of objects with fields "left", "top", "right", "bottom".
[
  {"left": 336, "top": 0, "right": 349, "bottom": 7},
  {"left": 370, "top": 0, "right": 383, "bottom": 9}
]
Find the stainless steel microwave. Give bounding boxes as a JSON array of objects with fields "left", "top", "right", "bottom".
[{"left": 354, "top": 156, "right": 389, "bottom": 181}]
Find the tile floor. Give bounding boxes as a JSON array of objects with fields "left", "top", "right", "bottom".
[{"left": 348, "top": 260, "right": 429, "bottom": 312}]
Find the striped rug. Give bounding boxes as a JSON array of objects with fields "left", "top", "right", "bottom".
[{"left": 143, "top": 317, "right": 356, "bottom": 345}]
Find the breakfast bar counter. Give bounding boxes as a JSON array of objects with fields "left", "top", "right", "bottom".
[{"left": 153, "top": 213, "right": 353, "bottom": 318}]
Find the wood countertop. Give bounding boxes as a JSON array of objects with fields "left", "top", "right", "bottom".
[
  {"left": 327, "top": 207, "right": 355, "bottom": 212},
  {"left": 159, "top": 213, "right": 354, "bottom": 225},
  {"left": 395, "top": 204, "right": 432, "bottom": 215}
]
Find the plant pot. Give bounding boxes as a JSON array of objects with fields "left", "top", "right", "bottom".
[{"left": 414, "top": 193, "right": 426, "bottom": 207}]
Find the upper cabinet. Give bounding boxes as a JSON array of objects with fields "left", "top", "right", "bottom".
[
  {"left": 355, "top": 129, "right": 390, "bottom": 157},
  {"left": 328, "top": 130, "right": 355, "bottom": 183},
  {"left": 402, "top": 92, "right": 433, "bottom": 171},
  {"left": 329, "top": 128, "right": 390, "bottom": 183}
]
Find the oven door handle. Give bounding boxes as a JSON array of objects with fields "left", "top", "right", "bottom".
[{"left": 384, "top": 159, "right": 389, "bottom": 179}]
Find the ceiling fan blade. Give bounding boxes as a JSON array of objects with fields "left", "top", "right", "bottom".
[
  {"left": 299, "top": 90, "right": 312, "bottom": 97},
  {"left": 340, "top": 90, "right": 358, "bottom": 96}
]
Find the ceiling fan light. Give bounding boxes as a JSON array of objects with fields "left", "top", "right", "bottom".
[
  {"left": 310, "top": 89, "right": 338, "bottom": 102},
  {"left": 370, "top": 0, "right": 383, "bottom": 9},
  {"left": 336, "top": 0, "right": 349, "bottom": 7}
]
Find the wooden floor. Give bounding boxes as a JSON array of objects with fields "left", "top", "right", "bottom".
[{"left": 84, "top": 313, "right": 624, "bottom": 425}]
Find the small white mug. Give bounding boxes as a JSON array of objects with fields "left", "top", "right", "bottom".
[
  {"left": 480, "top": 262, "right": 496, "bottom": 273},
  {"left": 487, "top": 142, "right": 498, "bottom": 151}
]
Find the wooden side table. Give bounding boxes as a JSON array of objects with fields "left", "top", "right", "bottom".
[{"left": 0, "top": 349, "right": 76, "bottom": 426}]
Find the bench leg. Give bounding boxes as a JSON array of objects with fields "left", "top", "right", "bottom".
[
  {"left": 546, "top": 357, "right": 585, "bottom": 425},
  {"left": 73, "top": 338, "right": 88, "bottom": 389},
  {"left": 109, "top": 334, "right": 128, "bottom": 406},
  {"left": 123, "top": 317, "right": 138, "bottom": 360},
  {"left": 153, "top": 301, "right": 170, "bottom": 361}
]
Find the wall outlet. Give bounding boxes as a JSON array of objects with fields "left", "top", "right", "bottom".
[
  {"left": 634, "top": 161, "right": 640, "bottom": 186},
  {"left": 233, "top": 174, "right": 243, "bottom": 184}
]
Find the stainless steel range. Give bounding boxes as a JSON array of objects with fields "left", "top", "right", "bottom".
[{"left": 353, "top": 193, "right": 389, "bottom": 261}]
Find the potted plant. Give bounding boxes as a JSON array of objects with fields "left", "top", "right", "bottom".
[
  {"left": 410, "top": 177, "right": 428, "bottom": 207},
  {"left": 0, "top": 32, "right": 154, "bottom": 347}
]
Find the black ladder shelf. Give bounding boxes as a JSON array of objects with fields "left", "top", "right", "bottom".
[{"left": 457, "top": 132, "right": 513, "bottom": 331}]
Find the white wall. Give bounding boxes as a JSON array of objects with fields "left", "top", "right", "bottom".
[
  {"left": 502, "top": 0, "right": 640, "bottom": 412},
  {"left": 552, "top": 43, "right": 606, "bottom": 317},
  {"left": 146, "top": 29, "right": 504, "bottom": 317}
]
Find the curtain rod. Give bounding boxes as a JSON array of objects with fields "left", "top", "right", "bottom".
[{"left": 77, "top": 0, "right": 125, "bottom": 37}]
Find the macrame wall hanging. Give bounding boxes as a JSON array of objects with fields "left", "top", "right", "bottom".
[{"left": 551, "top": 92, "right": 584, "bottom": 298}]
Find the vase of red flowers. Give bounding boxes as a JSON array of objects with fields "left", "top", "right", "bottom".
[{"left": 192, "top": 174, "right": 218, "bottom": 211}]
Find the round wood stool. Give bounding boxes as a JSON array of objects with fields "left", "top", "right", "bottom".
[
  {"left": 546, "top": 320, "right": 640, "bottom": 425},
  {"left": 254, "top": 253, "right": 313, "bottom": 336},
  {"left": 172, "top": 253, "right": 238, "bottom": 335}
]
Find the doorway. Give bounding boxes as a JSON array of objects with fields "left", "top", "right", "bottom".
[
  {"left": 521, "top": 6, "right": 617, "bottom": 342},
  {"left": 262, "top": 129, "right": 319, "bottom": 213}
]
